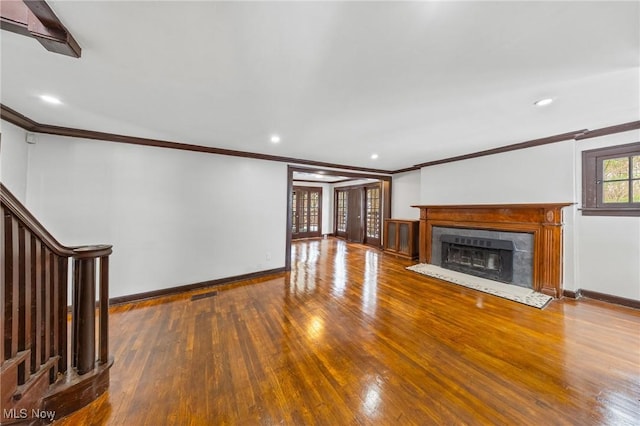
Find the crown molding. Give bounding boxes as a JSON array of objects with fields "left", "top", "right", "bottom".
[
  {"left": 574, "top": 120, "right": 640, "bottom": 140},
  {"left": 0, "top": 103, "right": 393, "bottom": 175},
  {"left": 2, "top": 103, "right": 638, "bottom": 175},
  {"left": 412, "top": 130, "right": 587, "bottom": 169}
]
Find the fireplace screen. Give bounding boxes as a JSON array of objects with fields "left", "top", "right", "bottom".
[{"left": 441, "top": 235, "right": 514, "bottom": 283}]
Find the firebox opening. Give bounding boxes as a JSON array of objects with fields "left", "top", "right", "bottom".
[{"left": 441, "top": 235, "right": 514, "bottom": 284}]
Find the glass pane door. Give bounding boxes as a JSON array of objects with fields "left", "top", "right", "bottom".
[{"left": 292, "top": 186, "right": 322, "bottom": 239}]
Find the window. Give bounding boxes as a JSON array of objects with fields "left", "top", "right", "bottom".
[{"left": 582, "top": 141, "right": 640, "bottom": 216}]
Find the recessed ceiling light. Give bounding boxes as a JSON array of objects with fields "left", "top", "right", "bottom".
[
  {"left": 270, "top": 134, "right": 281, "bottom": 143},
  {"left": 40, "top": 94, "right": 62, "bottom": 105},
  {"left": 371, "top": 153, "right": 379, "bottom": 160},
  {"left": 534, "top": 98, "right": 554, "bottom": 107}
]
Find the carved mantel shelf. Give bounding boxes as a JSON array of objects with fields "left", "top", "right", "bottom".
[{"left": 411, "top": 203, "right": 574, "bottom": 298}]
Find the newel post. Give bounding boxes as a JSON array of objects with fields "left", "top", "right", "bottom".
[{"left": 71, "top": 245, "right": 112, "bottom": 375}]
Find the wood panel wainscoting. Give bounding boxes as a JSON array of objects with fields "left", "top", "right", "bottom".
[{"left": 412, "top": 203, "right": 573, "bottom": 298}]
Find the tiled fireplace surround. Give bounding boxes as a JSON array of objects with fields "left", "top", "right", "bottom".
[
  {"left": 432, "top": 227, "right": 534, "bottom": 288},
  {"left": 412, "top": 204, "right": 572, "bottom": 298}
]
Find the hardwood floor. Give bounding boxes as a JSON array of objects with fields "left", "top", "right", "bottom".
[{"left": 56, "top": 238, "right": 640, "bottom": 425}]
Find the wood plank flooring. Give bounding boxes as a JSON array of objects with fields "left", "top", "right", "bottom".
[{"left": 56, "top": 238, "right": 640, "bottom": 425}]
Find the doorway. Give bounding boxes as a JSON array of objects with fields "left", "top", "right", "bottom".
[
  {"left": 335, "top": 183, "right": 382, "bottom": 245},
  {"left": 291, "top": 186, "right": 322, "bottom": 239},
  {"left": 285, "top": 166, "right": 392, "bottom": 271}
]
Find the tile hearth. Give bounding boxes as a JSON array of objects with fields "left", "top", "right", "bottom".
[{"left": 407, "top": 263, "right": 553, "bottom": 309}]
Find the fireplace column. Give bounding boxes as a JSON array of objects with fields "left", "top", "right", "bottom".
[{"left": 539, "top": 208, "right": 564, "bottom": 298}]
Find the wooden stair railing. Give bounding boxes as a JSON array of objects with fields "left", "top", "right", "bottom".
[{"left": 1, "top": 184, "right": 113, "bottom": 424}]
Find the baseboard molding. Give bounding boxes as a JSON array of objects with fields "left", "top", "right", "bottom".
[
  {"left": 563, "top": 288, "right": 640, "bottom": 310},
  {"left": 109, "top": 267, "right": 286, "bottom": 306},
  {"left": 562, "top": 289, "right": 581, "bottom": 299}
]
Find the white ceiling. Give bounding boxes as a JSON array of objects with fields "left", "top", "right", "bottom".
[{"left": 1, "top": 1, "right": 638, "bottom": 172}]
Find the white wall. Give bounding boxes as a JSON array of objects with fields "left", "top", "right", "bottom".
[
  {"left": 420, "top": 141, "right": 575, "bottom": 204},
  {"left": 391, "top": 170, "right": 421, "bottom": 219},
  {"left": 0, "top": 120, "right": 30, "bottom": 202},
  {"left": 13, "top": 120, "right": 639, "bottom": 301},
  {"left": 575, "top": 130, "right": 640, "bottom": 300},
  {"left": 419, "top": 135, "right": 640, "bottom": 301},
  {"left": 420, "top": 141, "right": 577, "bottom": 291},
  {"left": 26, "top": 134, "right": 288, "bottom": 298}
]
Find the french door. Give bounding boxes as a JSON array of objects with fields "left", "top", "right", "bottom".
[
  {"left": 334, "top": 183, "right": 382, "bottom": 246},
  {"left": 291, "top": 187, "right": 322, "bottom": 239},
  {"left": 364, "top": 185, "right": 381, "bottom": 246}
]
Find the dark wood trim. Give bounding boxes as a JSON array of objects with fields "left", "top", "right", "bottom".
[
  {"left": 1, "top": 183, "right": 74, "bottom": 256},
  {"left": 382, "top": 179, "right": 392, "bottom": 229},
  {"left": 562, "top": 289, "right": 581, "bottom": 299},
  {"left": 580, "top": 208, "right": 640, "bottom": 217},
  {"left": 289, "top": 166, "right": 392, "bottom": 181},
  {"left": 1, "top": 183, "right": 112, "bottom": 423},
  {"left": 398, "top": 121, "right": 640, "bottom": 174},
  {"left": 42, "top": 359, "right": 112, "bottom": 421},
  {"left": 0, "top": 105, "right": 39, "bottom": 131},
  {"left": 381, "top": 180, "right": 392, "bottom": 246},
  {"left": 108, "top": 267, "right": 286, "bottom": 306},
  {"left": 292, "top": 178, "right": 353, "bottom": 184},
  {"left": 579, "top": 289, "right": 640, "bottom": 310},
  {"left": 285, "top": 167, "right": 294, "bottom": 271},
  {"left": 552, "top": 288, "right": 638, "bottom": 310},
  {"left": 393, "top": 166, "right": 421, "bottom": 173},
  {"left": 4, "top": 105, "right": 638, "bottom": 177},
  {"left": 413, "top": 203, "right": 573, "bottom": 298},
  {"left": 332, "top": 180, "right": 392, "bottom": 192},
  {"left": 412, "top": 130, "right": 585, "bottom": 169},
  {"left": 0, "top": 104, "right": 393, "bottom": 174},
  {"left": 575, "top": 120, "right": 640, "bottom": 140},
  {"left": 1, "top": 0, "right": 81, "bottom": 58},
  {"left": 413, "top": 203, "right": 574, "bottom": 210},
  {"left": 581, "top": 141, "right": 640, "bottom": 217}
]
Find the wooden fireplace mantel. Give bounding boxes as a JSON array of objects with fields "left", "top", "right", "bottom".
[{"left": 411, "top": 203, "right": 573, "bottom": 298}]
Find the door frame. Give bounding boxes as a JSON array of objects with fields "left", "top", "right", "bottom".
[
  {"left": 333, "top": 181, "right": 384, "bottom": 246},
  {"left": 291, "top": 185, "right": 323, "bottom": 239},
  {"left": 285, "top": 166, "right": 392, "bottom": 271}
]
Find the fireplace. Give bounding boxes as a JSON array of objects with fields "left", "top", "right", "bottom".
[
  {"left": 412, "top": 203, "right": 573, "bottom": 298},
  {"left": 441, "top": 235, "right": 514, "bottom": 283}
]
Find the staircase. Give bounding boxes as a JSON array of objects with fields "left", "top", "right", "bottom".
[{"left": 1, "top": 184, "right": 113, "bottom": 425}]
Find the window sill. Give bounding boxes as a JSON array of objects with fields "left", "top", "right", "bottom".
[{"left": 580, "top": 207, "right": 640, "bottom": 217}]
